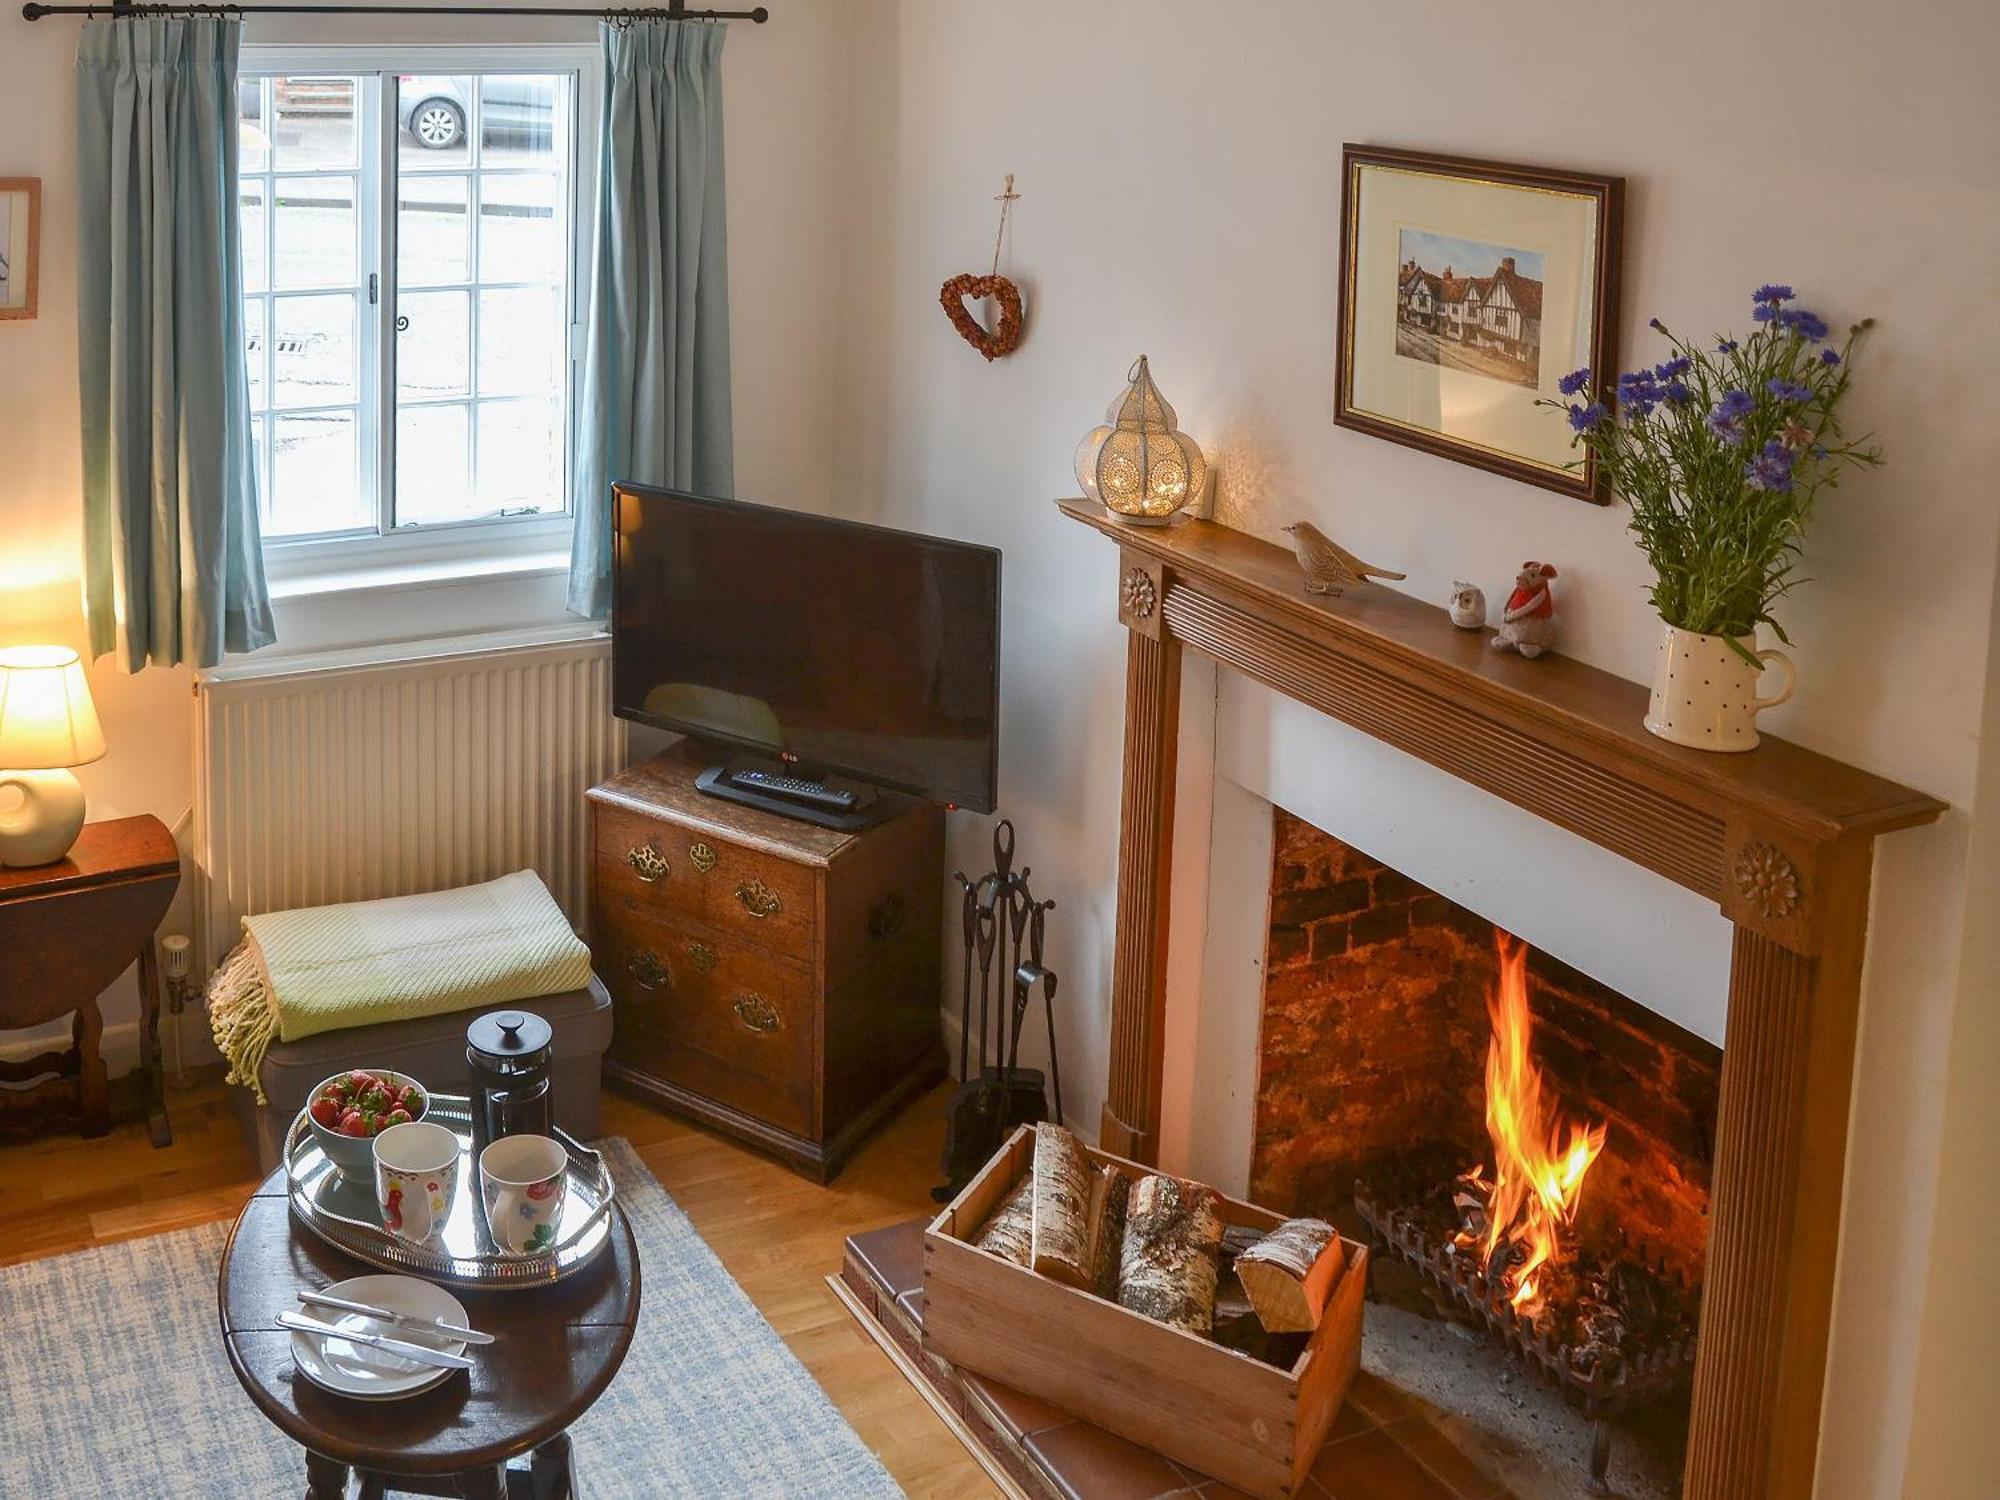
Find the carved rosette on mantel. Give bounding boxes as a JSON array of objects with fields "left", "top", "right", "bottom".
[
  {"left": 1734, "top": 840, "right": 1801, "bottom": 920},
  {"left": 1120, "top": 566, "right": 1157, "bottom": 621},
  {"left": 1061, "top": 497, "right": 1946, "bottom": 1500},
  {"left": 1719, "top": 824, "right": 1819, "bottom": 953},
  {"left": 1116, "top": 554, "right": 1166, "bottom": 639}
]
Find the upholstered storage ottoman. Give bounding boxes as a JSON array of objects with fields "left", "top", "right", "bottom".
[{"left": 229, "top": 976, "right": 614, "bottom": 1173}]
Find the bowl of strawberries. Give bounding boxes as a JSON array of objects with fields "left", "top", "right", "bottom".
[{"left": 305, "top": 1069, "right": 430, "bottom": 1180}]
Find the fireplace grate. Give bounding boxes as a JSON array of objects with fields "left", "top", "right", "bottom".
[{"left": 1355, "top": 1179, "right": 1700, "bottom": 1495}]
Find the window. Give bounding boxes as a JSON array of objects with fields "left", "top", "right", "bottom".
[{"left": 238, "top": 50, "right": 593, "bottom": 553}]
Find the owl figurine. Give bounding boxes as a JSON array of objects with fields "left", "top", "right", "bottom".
[{"left": 1449, "top": 581, "right": 1486, "bottom": 629}]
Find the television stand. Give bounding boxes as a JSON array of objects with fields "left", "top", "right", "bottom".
[
  {"left": 696, "top": 756, "right": 904, "bottom": 833},
  {"left": 587, "top": 742, "right": 946, "bottom": 1181}
]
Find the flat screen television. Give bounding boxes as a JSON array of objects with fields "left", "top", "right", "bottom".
[{"left": 611, "top": 485, "right": 1001, "bottom": 815}]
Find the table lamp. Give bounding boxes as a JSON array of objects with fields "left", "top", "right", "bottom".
[
  {"left": 0, "top": 646, "right": 108, "bottom": 867},
  {"left": 1073, "top": 355, "right": 1208, "bottom": 526}
]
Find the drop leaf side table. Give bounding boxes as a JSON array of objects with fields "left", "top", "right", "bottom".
[{"left": 0, "top": 814, "right": 179, "bottom": 1143}]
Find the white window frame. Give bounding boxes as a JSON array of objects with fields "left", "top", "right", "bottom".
[{"left": 243, "top": 43, "right": 601, "bottom": 586}]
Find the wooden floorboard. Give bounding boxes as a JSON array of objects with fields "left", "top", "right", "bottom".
[{"left": 0, "top": 1068, "right": 995, "bottom": 1499}]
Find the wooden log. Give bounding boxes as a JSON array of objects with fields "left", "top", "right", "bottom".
[
  {"left": 974, "top": 1175, "right": 1034, "bottom": 1267},
  {"left": 1088, "top": 1167, "right": 1130, "bottom": 1299},
  {"left": 1030, "top": 1123, "right": 1102, "bottom": 1288},
  {"left": 1117, "top": 1173, "right": 1222, "bottom": 1335},
  {"left": 1235, "top": 1217, "right": 1343, "bottom": 1334}
]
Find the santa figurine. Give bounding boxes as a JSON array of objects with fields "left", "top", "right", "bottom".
[{"left": 1491, "top": 562, "right": 1558, "bottom": 659}]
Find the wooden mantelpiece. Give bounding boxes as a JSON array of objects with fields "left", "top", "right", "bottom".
[{"left": 1062, "top": 499, "right": 1946, "bottom": 1500}]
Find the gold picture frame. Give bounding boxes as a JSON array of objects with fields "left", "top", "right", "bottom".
[{"left": 0, "top": 177, "right": 41, "bottom": 321}]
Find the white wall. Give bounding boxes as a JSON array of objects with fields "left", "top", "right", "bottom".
[
  {"left": 825, "top": 3, "right": 2000, "bottom": 1494},
  {"left": 0, "top": 0, "right": 854, "bottom": 1054}
]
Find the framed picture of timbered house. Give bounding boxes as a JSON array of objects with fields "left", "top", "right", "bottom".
[{"left": 1335, "top": 146, "right": 1622, "bottom": 503}]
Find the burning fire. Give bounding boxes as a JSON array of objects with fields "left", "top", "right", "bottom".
[{"left": 1460, "top": 932, "right": 1607, "bottom": 1309}]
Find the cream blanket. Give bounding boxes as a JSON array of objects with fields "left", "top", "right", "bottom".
[{"left": 209, "top": 871, "right": 594, "bottom": 1102}]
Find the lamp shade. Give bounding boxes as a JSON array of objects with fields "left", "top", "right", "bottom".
[{"left": 0, "top": 646, "right": 107, "bottom": 770}]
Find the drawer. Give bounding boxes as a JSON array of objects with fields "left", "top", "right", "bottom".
[
  {"left": 594, "top": 805, "right": 817, "bottom": 960},
  {"left": 597, "top": 910, "right": 816, "bottom": 1138}
]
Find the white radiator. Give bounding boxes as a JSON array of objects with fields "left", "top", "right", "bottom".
[{"left": 193, "top": 630, "right": 626, "bottom": 963}]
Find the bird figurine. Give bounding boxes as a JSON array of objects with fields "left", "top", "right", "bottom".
[
  {"left": 1449, "top": 581, "right": 1487, "bottom": 629},
  {"left": 1491, "top": 561, "right": 1559, "bottom": 659},
  {"left": 1282, "top": 521, "right": 1408, "bottom": 596}
]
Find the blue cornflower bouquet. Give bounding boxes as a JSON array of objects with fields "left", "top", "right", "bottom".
[{"left": 1541, "top": 285, "right": 1880, "bottom": 660}]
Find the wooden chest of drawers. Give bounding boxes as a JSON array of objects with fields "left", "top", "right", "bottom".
[{"left": 586, "top": 745, "right": 945, "bottom": 1181}]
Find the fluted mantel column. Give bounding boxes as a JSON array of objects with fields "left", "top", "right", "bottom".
[{"left": 1100, "top": 551, "right": 1179, "bottom": 1163}]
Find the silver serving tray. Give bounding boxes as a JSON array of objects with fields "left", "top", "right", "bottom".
[{"left": 284, "top": 1094, "right": 615, "bottom": 1288}]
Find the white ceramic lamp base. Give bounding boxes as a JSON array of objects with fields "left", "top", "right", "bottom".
[{"left": 0, "top": 768, "right": 88, "bottom": 866}]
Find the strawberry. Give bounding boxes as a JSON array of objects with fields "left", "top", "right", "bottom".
[
  {"left": 338, "top": 1109, "right": 369, "bottom": 1137},
  {"left": 345, "top": 1070, "right": 376, "bottom": 1092},
  {"left": 385, "top": 1107, "right": 412, "bottom": 1128},
  {"left": 399, "top": 1086, "right": 423, "bottom": 1114},
  {"left": 309, "top": 1096, "right": 341, "bottom": 1129}
]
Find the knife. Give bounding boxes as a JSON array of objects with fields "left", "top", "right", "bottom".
[
  {"left": 277, "top": 1311, "right": 475, "bottom": 1370},
  {"left": 297, "top": 1290, "right": 494, "bottom": 1345}
]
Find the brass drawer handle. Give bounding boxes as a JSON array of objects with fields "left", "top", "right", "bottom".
[
  {"left": 688, "top": 841, "right": 718, "bottom": 874},
  {"left": 685, "top": 939, "right": 718, "bottom": 974},
  {"left": 626, "top": 843, "right": 669, "bottom": 883},
  {"left": 733, "top": 993, "right": 782, "bottom": 1033},
  {"left": 734, "top": 878, "right": 782, "bottom": 919},
  {"left": 628, "top": 949, "right": 669, "bottom": 991}
]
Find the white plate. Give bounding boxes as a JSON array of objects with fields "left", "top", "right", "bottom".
[{"left": 289, "top": 1273, "right": 472, "bottom": 1400}]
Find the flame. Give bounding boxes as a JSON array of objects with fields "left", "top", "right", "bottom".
[{"left": 1476, "top": 933, "right": 1607, "bottom": 1309}]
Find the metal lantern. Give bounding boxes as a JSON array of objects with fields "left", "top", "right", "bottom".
[{"left": 1074, "top": 355, "right": 1207, "bottom": 526}]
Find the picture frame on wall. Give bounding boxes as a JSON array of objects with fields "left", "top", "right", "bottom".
[
  {"left": 1335, "top": 146, "right": 1622, "bottom": 504},
  {"left": 0, "top": 177, "right": 41, "bottom": 321}
]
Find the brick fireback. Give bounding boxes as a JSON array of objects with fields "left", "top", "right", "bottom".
[{"left": 1252, "top": 809, "right": 1722, "bottom": 1282}]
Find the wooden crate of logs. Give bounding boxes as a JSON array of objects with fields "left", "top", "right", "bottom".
[{"left": 923, "top": 1123, "right": 1367, "bottom": 1500}]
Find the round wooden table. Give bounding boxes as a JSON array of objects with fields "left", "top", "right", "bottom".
[{"left": 219, "top": 1164, "right": 641, "bottom": 1499}]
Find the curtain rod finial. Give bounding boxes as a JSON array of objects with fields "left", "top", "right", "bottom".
[{"left": 751, "top": 5, "right": 768, "bottom": 18}]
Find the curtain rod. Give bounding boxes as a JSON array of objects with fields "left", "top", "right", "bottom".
[{"left": 23, "top": 2, "right": 768, "bottom": 20}]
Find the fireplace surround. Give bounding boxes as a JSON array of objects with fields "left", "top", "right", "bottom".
[{"left": 1062, "top": 499, "right": 1947, "bottom": 1500}]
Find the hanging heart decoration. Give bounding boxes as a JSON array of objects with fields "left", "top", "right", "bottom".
[
  {"left": 940, "top": 272, "right": 1026, "bottom": 361},
  {"left": 940, "top": 173, "right": 1026, "bottom": 361}
]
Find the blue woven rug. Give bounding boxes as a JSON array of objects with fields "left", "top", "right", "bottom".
[{"left": 1, "top": 1139, "right": 902, "bottom": 1499}]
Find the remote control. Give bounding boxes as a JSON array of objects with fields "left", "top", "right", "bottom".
[{"left": 731, "top": 768, "right": 859, "bottom": 810}]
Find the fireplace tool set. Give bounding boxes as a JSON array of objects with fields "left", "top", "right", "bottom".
[{"left": 935, "top": 820, "right": 1061, "bottom": 1200}]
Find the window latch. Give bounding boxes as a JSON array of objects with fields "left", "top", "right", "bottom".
[
  {"left": 497, "top": 506, "right": 543, "bottom": 518},
  {"left": 368, "top": 272, "right": 379, "bottom": 306}
]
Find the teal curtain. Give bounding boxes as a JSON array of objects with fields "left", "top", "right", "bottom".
[
  {"left": 76, "top": 17, "right": 273, "bottom": 671},
  {"left": 570, "top": 19, "right": 734, "bottom": 619}
]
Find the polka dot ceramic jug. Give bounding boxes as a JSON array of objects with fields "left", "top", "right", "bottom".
[{"left": 1644, "top": 625, "right": 1796, "bottom": 752}]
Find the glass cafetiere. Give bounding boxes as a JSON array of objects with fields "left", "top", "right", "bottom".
[{"left": 466, "top": 1009, "right": 555, "bottom": 1165}]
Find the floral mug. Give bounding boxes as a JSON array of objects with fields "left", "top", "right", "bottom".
[
  {"left": 374, "top": 1121, "right": 461, "bottom": 1245},
  {"left": 479, "top": 1133, "right": 568, "bottom": 1255}
]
